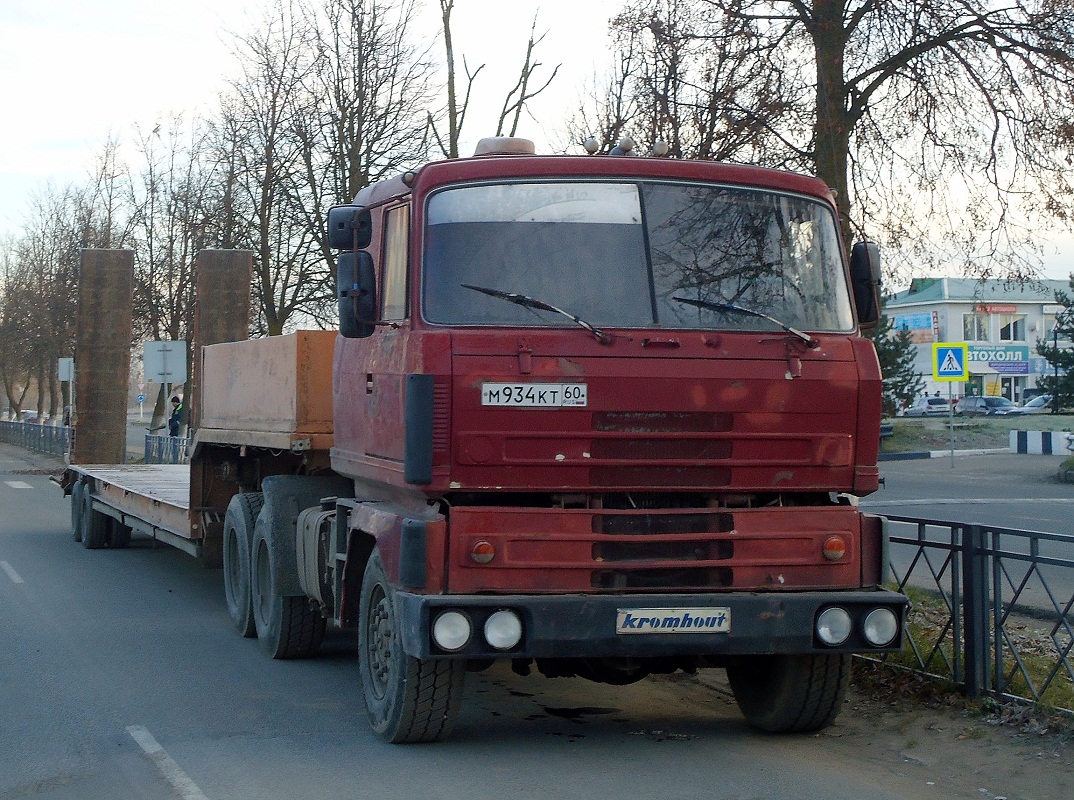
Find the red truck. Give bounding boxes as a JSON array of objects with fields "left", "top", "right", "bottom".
[{"left": 65, "top": 137, "right": 904, "bottom": 743}]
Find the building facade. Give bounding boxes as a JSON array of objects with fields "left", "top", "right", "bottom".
[{"left": 885, "top": 278, "right": 1070, "bottom": 402}]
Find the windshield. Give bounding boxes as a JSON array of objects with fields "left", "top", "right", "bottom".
[{"left": 422, "top": 181, "right": 855, "bottom": 332}]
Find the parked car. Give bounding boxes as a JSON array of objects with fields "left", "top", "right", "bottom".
[
  {"left": 903, "top": 396, "right": 953, "bottom": 417},
  {"left": 1009, "top": 394, "right": 1054, "bottom": 415},
  {"left": 955, "top": 396, "right": 1018, "bottom": 416}
]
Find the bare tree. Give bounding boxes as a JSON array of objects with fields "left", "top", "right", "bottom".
[
  {"left": 429, "top": 0, "right": 482, "bottom": 158},
  {"left": 225, "top": 0, "right": 318, "bottom": 335},
  {"left": 0, "top": 160, "right": 129, "bottom": 421},
  {"left": 583, "top": 0, "right": 1074, "bottom": 280},
  {"left": 495, "top": 18, "right": 561, "bottom": 138},
  {"left": 127, "top": 117, "right": 219, "bottom": 422},
  {"left": 288, "top": 0, "right": 437, "bottom": 325},
  {"left": 431, "top": 1, "right": 560, "bottom": 158}
]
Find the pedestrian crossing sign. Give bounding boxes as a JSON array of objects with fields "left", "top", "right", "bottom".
[{"left": 932, "top": 342, "right": 969, "bottom": 382}]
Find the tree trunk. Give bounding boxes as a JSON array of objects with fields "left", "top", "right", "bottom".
[{"left": 811, "top": 0, "right": 853, "bottom": 248}]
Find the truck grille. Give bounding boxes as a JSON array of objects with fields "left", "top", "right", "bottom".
[{"left": 447, "top": 505, "right": 863, "bottom": 594}]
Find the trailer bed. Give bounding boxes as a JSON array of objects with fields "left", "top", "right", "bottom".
[{"left": 65, "top": 464, "right": 197, "bottom": 556}]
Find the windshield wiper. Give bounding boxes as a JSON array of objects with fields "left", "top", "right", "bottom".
[
  {"left": 671, "top": 296, "right": 819, "bottom": 349},
  {"left": 462, "top": 284, "right": 612, "bottom": 344}
]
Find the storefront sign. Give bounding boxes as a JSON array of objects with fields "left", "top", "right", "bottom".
[{"left": 968, "top": 344, "right": 1030, "bottom": 374}]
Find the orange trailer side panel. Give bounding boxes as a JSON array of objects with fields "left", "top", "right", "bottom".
[{"left": 199, "top": 331, "right": 336, "bottom": 437}]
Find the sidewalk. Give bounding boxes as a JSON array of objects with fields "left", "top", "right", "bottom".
[{"left": 0, "top": 440, "right": 65, "bottom": 474}]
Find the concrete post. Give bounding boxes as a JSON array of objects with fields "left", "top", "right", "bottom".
[
  {"left": 961, "top": 523, "right": 991, "bottom": 699},
  {"left": 71, "top": 250, "right": 134, "bottom": 465},
  {"left": 189, "top": 249, "right": 252, "bottom": 566},
  {"left": 190, "top": 250, "right": 253, "bottom": 431}
]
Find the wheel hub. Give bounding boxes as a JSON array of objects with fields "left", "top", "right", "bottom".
[{"left": 368, "top": 589, "right": 394, "bottom": 698}]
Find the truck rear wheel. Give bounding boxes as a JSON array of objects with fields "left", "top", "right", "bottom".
[
  {"left": 223, "top": 492, "right": 264, "bottom": 637},
  {"left": 358, "top": 551, "right": 465, "bottom": 743},
  {"left": 727, "top": 653, "right": 851, "bottom": 733},
  {"left": 81, "top": 485, "right": 108, "bottom": 550},
  {"left": 70, "top": 480, "right": 85, "bottom": 543},
  {"left": 251, "top": 516, "right": 325, "bottom": 658}
]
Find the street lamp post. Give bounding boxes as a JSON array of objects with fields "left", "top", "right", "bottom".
[
  {"left": 1055, "top": 323, "right": 1060, "bottom": 415},
  {"left": 1053, "top": 311, "right": 1071, "bottom": 415}
]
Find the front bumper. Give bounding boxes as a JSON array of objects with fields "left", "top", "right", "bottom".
[{"left": 395, "top": 588, "right": 907, "bottom": 660}]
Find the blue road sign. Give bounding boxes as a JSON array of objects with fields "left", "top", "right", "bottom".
[{"left": 932, "top": 342, "right": 969, "bottom": 382}]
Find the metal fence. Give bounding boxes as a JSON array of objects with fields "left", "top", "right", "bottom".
[
  {"left": 878, "top": 514, "right": 1074, "bottom": 713},
  {"left": 144, "top": 434, "right": 189, "bottom": 464},
  {"left": 0, "top": 421, "right": 70, "bottom": 457}
]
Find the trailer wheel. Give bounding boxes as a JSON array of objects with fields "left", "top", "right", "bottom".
[
  {"left": 358, "top": 550, "right": 465, "bottom": 743},
  {"left": 223, "top": 493, "right": 264, "bottom": 637},
  {"left": 727, "top": 653, "right": 851, "bottom": 733},
  {"left": 70, "top": 480, "right": 85, "bottom": 543},
  {"left": 81, "top": 484, "right": 109, "bottom": 550},
  {"left": 251, "top": 517, "right": 325, "bottom": 658},
  {"left": 108, "top": 520, "right": 132, "bottom": 549}
]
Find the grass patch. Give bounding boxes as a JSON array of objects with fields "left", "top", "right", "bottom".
[
  {"left": 882, "top": 415, "right": 1074, "bottom": 453},
  {"left": 856, "top": 587, "right": 1074, "bottom": 733}
]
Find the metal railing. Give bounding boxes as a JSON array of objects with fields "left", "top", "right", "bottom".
[
  {"left": 0, "top": 420, "right": 70, "bottom": 457},
  {"left": 877, "top": 514, "right": 1074, "bottom": 712},
  {"left": 144, "top": 434, "right": 189, "bottom": 465}
]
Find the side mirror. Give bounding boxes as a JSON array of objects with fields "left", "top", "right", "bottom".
[
  {"left": 338, "top": 251, "right": 377, "bottom": 338},
  {"left": 327, "top": 205, "right": 372, "bottom": 250},
  {"left": 850, "top": 241, "right": 881, "bottom": 327}
]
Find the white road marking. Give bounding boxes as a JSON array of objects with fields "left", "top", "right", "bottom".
[
  {"left": 126, "top": 726, "right": 211, "bottom": 800},
  {"left": 1, "top": 561, "right": 24, "bottom": 584},
  {"left": 863, "top": 498, "right": 1074, "bottom": 507},
  {"left": 3, "top": 480, "right": 33, "bottom": 489}
]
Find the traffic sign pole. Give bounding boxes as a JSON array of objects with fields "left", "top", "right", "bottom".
[{"left": 932, "top": 343, "right": 969, "bottom": 468}]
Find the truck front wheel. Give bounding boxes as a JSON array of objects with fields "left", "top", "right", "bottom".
[
  {"left": 223, "top": 492, "right": 264, "bottom": 637},
  {"left": 358, "top": 551, "right": 465, "bottom": 743},
  {"left": 727, "top": 653, "right": 851, "bottom": 733}
]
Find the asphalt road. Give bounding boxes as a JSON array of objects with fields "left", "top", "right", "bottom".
[
  {"left": 863, "top": 453, "right": 1074, "bottom": 614},
  {"left": 1, "top": 443, "right": 1071, "bottom": 799},
  {"left": 864, "top": 452, "right": 1073, "bottom": 531}
]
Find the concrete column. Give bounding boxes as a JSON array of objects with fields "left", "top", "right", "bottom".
[
  {"left": 71, "top": 250, "right": 135, "bottom": 465},
  {"left": 189, "top": 249, "right": 252, "bottom": 567},
  {"left": 190, "top": 250, "right": 253, "bottom": 431}
]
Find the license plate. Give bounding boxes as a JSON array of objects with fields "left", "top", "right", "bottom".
[
  {"left": 616, "top": 608, "right": 731, "bottom": 634},
  {"left": 481, "top": 382, "right": 587, "bottom": 408}
]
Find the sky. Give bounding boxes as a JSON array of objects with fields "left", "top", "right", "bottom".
[
  {"left": 0, "top": 0, "right": 623, "bottom": 237},
  {"left": 0, "top": 0, "right": 1071, "bottom": 282}
]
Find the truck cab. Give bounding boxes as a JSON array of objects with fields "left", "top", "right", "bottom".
[{"left": 323, "top": 138, "right": 903, "bottom": 742}]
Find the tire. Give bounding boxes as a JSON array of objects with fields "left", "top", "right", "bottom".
[
  {"left": 358, "top": 550, "right": 465, "bottom": 743},
  {"left": 223, "top": 492, "right": 263, "bottom": 637},
  {"left": 81, "top": 484, "right": 108, "bottom": 550},
  {"left": 250, "top": 511, "right": 325, "bottom": 658},
  {"left": 727, "top": 653, "right": 851, "bottom": 733},
  {"left": 108, "top": 520, "right": 132, "bottom": 549},
  {"left": 70, "top": 480, "right": 85, "bottom": 543}
]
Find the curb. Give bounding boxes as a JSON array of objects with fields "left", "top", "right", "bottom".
[{"left": 879, "top": 448, "right": 1009, "bottom": 462}]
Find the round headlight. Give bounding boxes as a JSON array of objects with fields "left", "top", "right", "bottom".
[
  {"left": 484, "top": 610, "right": 523, "bottom": 651},
  {"left": 816, "top": 607, "right": 852, "bottom": 646},
  {"left": 863, "top": 607, "right": 899, "bottom": 647},
  {"left": 432, "top": 611, "right": 472, "bottom": 651}
]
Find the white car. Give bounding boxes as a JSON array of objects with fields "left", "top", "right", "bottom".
[{"left": 902, "top": 396, "right": 952, "bottom": 417}]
